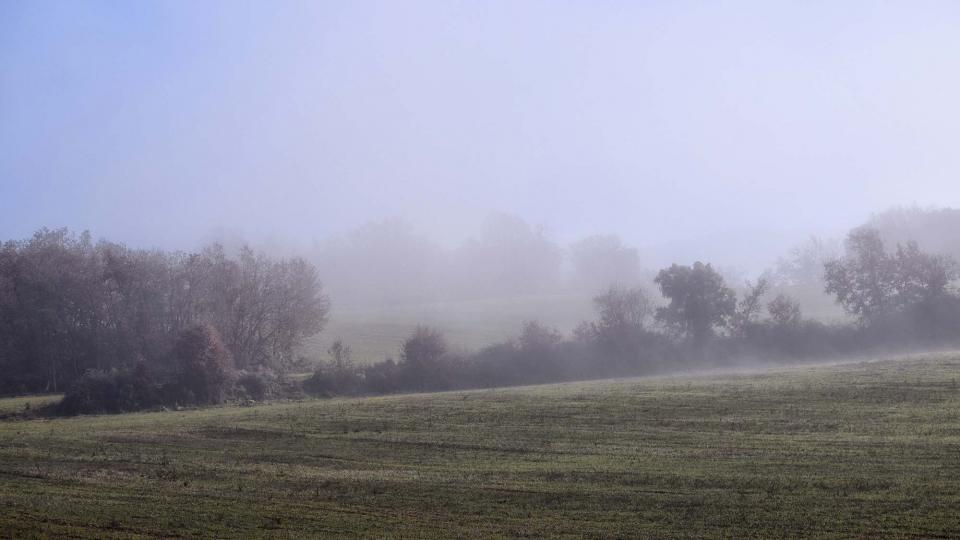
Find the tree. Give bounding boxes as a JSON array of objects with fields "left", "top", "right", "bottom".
[
  {"left": 730, "top": 278, "right": 770, "bottom": 338},
  {"left": 399, "top": 326, "right": 449, "bottom": 391},
  {"left": 201, "top": 246, "right": 329, "bottom": 371},
  {"left": 568, "top": 235, "right": 640, "bottom": 290},
  {"left": 513, "top": 320, "right": 565, "bottom": 383},
  {"left": 592, "top": 285, "right": 651, "bottom": 333},
  {"left": 518, "top": 320, "right": 562, "bottom": 352},
  {"left": 654, "top": 262, "right": 736, "bottom": 343},
  {"left": 313, "top": 218, "right": 447, "bottom": 305},
  {"left": 263, "top": 255, "right": 330, "bottom": 369},
  {"left": 891, "top": 241, "right": 955, "bottom": 307},
  {"left": 767, "top": 294, "right": 802, "bottom": 327},
  {"left": 0, "top": 227, "right": 331, "bottom": 396},
  {"left": 175, "top": 323, "right": 234, "bottom": 405},
  {"left": 824, "top": 227, "right": 956, "bottom": 323},
  {"left": 823, "top": 228, "right": 894, "bottom": 322},
  {"left": 303, "top": 338, "right": 360, "bottom": 397},
  {"left": 577, "top": 285, "right": 657, "bottom": 367},
  {"left": 452, "top": 213, "right": 563, "bottom": 297},
  {"left": 327, "top": 339, "right": 353, "bottom": 371},
  {"left": 772, "top": 237, "right": 839, "bottom": 287},
  {"left": 0, "top": 229, "right": 108, "bottom": 393}
]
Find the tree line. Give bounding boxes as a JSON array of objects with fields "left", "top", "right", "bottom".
[
  {"left": 303, "top": 226, "right": 960, "bottom": 399},
  {"left": 313, "top": 214, "right": 642, "bottom": 305},
  {"left": 3, "top": 223, "right": 959, "bottom": 416},
  {"left": 0, "top": 228, "right": 329, "bottom": 397}
]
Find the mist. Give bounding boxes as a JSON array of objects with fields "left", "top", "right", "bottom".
[
  {"left": 3, "top": 1, "right": 960, "bottom": 269},
  {"left": 7, "top": 5, "right": 960, "bottom": 535}
]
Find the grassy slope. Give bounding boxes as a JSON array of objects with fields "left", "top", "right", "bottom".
[
  {"left": 2, "top": 354, "right": 960, "bottom": 538},
  {"left": 301, "top": 291, "right": 846, "bottom": 365},
  {"left": 0, "top": 395, "right": 61, "bottom": 418},
  {"left": 304, "top": 293, "right": 595, "bottom": 364}
]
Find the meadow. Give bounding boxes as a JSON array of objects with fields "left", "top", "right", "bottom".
[
  {"left": 303, "top": 289, "right": 847, "bottom": 365},
  {"left": 0, "top": 394, "right": 61, "bottom": 419},
  {"left": 1, "top": 353, "right": 959, "bottom": 538},
  {"left": 304, "top": 293, "right": 596, "bottom": 364}
]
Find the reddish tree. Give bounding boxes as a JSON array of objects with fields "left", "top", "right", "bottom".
[{"left": 175, "top": 323, "right": 234, "bottom": 404}]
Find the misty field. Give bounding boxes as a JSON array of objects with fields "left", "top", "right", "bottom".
[
  {"left": 303, "top": 291, "right": 847, "bottom": 366},
  {"left": 304, "top": 293, "right": 596, "bottom": 364},
  {"left": 2, "top": 354, "right": 960, "bottom": 538}
]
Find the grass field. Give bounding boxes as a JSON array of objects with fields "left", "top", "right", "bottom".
[
  {"left": 2, "top": 353, "right": 959, "bottom": 538},
  {"left": 302, "top": 290, "right": 847, "bottom": 365},
  {"left": 0, "top": 394, "right": 62, "bottom": 419},
  {"left": 304, "top": 293, "right": 595, "bottom": 364}
]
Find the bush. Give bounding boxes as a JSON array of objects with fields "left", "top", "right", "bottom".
[
  {"left": 303, "top": 362, "right": 363, "bottom": 397},
  {"left": 235, "top": 370, "right": 278, "bottom": 401},
  {"left": 360, "top": 359, "right": 400, "bottom": 395},
  {"left": 58, "top": 363, "right": 158, "bottom": 415},
  {"left": 174, "top": 324, "right": 234, "bottom": 405},
  {"left": 398, "top": 326, "right": 453, "bottom": 391}
]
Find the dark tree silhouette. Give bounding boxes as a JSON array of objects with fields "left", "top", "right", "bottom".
[
  {"left": 399, "top": 326, "right": 450, "bottom": 391},
  {"left": 654, "top": 262, "right": 736, "bottom": 343}
]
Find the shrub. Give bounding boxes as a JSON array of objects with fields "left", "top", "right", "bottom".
[
  {"left": 174, "top": 323, "right": 234, "bottom": 405},
  {"left": 303, "top": 362, "right": 362, "bottom": 397},
  {"left": 58, "top": 363, "right": 158, "bottom": 415},
  {"left": 398, "top": 326, "right": 452, "bottom": 391},
  {"left": 360, "top": 359, "right": 400, "bottom": 395},
  {"left": 235, "top": 370, "right": 278, "bottom": 401}
]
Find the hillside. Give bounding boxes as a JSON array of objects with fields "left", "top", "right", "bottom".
[
  {"left": 2, "top": 353, "right": 960, "bottom": 538},
  {"left": 304, "top": 293, "right": 595, "bottom": 363}
]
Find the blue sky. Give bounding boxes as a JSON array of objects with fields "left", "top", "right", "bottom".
[{"left": 2, "top": 1, "right": 959, "bottom": 266}]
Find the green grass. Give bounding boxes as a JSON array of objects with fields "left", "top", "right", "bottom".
[
  {"left": 0, "top": 394, "right": 62, "bottom": 418},
  {"left": 2, "top": 353, "right": 960, "bottom": 538},
  {"left": 305, "top": 293, "right": 595, "bottom": 364},
  {"left": 302, "top": 291, "right": 847, "bottom": 365}
]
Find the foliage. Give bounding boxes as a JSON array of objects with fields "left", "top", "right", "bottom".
[
  {"left": 8, "top": 222, "right": 960, "bottom": 412},
  {"left": 303, "top": 339, "right": 363, "bottom": 397},
  {"left": 0, "top": 228, "right": 329, "bottom": 395},
  {"left": 175, "top": 324, "right": 235, "bottom": 405},
  {"left": 654, "top": 262, "right": 737, "bottom": 342},
  {"left": 58, "top": 363, "right": 158, "bottom": 416},
  {"left": 767, "top": 293, "right": 802, "bottom": 328},
  {"left": 235, "top": 370, "right": 278, "bottom": 401},
  {"left": 729, "top": 278, "right": 770, "bottom": 338},
  {"left": 824, "top": 227, "right": 957, "bottom": 323},
  {"left": 592, "top": 285, "right": 651, "bottom": 332},
  {"left": 398, "top": 326, "right": 455, "bottom": 391},
  {"left": 772, "top": 236, "right": 839, "bottom": 287}
]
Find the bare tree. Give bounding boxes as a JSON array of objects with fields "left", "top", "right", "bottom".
[
  {"left": 593, "top": 285, "right": 651, "bottom": 332},
  {"left": 824, "top": 227, "right": 956, "bottom": 323},
  {"left": 730, "top": 278, "right": 770, "bottom": 338},
  {"left": 768, "top": 294, "right": 802, "bottom": 327}
]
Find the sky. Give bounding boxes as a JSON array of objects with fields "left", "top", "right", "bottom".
[{"left": 2, "top": 1, "right": 960, "bottom": 269}]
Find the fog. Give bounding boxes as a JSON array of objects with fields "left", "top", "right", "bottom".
[
  {"left": 3, "top": 1, "right": 960, "bottom": 273},
  {"left": 7, "top": 6, "right": 960, "bottom": 535}
]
